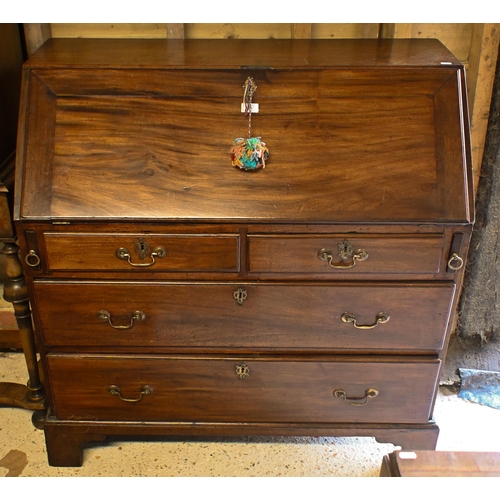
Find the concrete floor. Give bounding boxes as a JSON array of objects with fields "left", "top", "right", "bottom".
[{"left": 1, "top": 351, "right": 500, "bottom": 478}]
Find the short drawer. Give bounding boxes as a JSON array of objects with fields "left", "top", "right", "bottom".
[
  {"left": 42, "top": 232, "right": 239, "bottom": 272},
  {"left": 34, "top": 281, "right": 455, "bottom": 351},
  {"left": 248, "top": 234, "right": 445, "bottom": 276},
  {"left": 47, "top": 355, "right": 440, "bottom": 424}
]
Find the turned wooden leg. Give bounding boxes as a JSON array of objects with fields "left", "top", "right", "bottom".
[{"left": 0, "top": 241, "right": 45, "bottom": 410}]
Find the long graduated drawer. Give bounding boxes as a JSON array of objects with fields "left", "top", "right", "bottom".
[
  {"left": 33, "top": 281, "right": 455, "bottom": 351},
  {"left": 46, "top": 355, "right": 441, "bottom": 424}
]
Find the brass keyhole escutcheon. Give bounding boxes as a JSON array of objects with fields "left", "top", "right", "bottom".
[
  {"left": 337, "top": 239, "right": 353, "bottom": 261},
  {"left": 233, "top": 288, "right": 248, "bottom": 305},
  {"left": 134, "top": 238, "right": 151, "bottom": 260},
  {"left": 235, "top": 363, "right": 250, "bottom": 379}
]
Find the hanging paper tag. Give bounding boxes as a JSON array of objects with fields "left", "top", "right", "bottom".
[{"left": 241, "top": 103, "right": 259, "bottom": 113}]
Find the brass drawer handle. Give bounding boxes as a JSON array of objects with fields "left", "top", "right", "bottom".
[
  {"left": 318, "top": 247, "right": 368, "bottom": 269},
  {"left": 341, "top": 312, "right": 390, "bottom": 330},
  {"left": 108, "top": 384, "right": 153, "bottom": 403},
  {"left": 97, "top": 310, "right": 146, "bottom": 329},
  {"left": 333, "top": 388, "right": 379, "bottom": 406},
  {"left": 115, "top": 244, "right": 166, "bottom": 267},
  {"left": 25, "top": 249, "right": 41, "bottom": 267},
  {"left": 447, "top": 252, "right": 464, "bottom": 271}
]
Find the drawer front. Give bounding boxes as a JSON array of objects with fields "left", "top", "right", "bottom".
[
  {"left": 34, "top": 281, "right": 454, "bottom": 351},
  {"left": 248, "top": 234, "right": 445, "bottom": 275},
  {"left": 42, "top": 233, "right": 239, "bottom": 272},
  {"left": 47, "top": 355, "right": 440, "bottom": 423}
]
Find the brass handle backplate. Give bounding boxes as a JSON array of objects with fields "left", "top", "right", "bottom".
[
  {"left": 447, "top": 252, "right": 464, "bottom": 271},
  {"left": 341, "top": 312, "right": 390, "bottom": 330},
  {"left": 115, "top": 238, "right": 166, "bottom": 267},
  {"left": 108, "top": 384, "right": 153, "bottom": 403},
  {"left": 25, "top": 249, "right": 41, "bottom": 267},
  {"left": 318, "top": 247, "right": 368, "bottom": 269},
  {"left": 115, "top": 246, "right": 166, "bottom": 267},
  {"left": 333, "top": 388, "right": 379, "bottom": 406},
  {"left": 98, "top": 310, "right": 146, "bottom": 329}
]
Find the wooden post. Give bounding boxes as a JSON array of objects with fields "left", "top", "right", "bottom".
[
  {"left": 292, "top": 24, "right": 312, "bottom": 39},
  {"left": 360, "top": 24, "right": 381, "bottom": 38},
  {"left": 166, "top": 24, "right": 185, "bottom": 39},
  {"left": 379, "top": 23, "right": 413, "bottom": 39},
  {"left": 23, "top": 23, "right": 52, "bottom": 56},
  {"left": 467, "top": 24, "right": 500, "bottom": 192}
]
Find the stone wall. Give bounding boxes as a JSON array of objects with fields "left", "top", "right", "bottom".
[
  {"left": 458, "top": 48, "right": 500, "bottom": 344},
  {"left": 442, "top": 45, "right": 500, "bottom": 384}
]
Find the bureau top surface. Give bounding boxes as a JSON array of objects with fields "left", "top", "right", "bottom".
[
  {"left": 15, "top": 38, "right": 473, "bottom": 224},
  {"left": 25, "top": 38, "right": 461, "bottom": 69}
]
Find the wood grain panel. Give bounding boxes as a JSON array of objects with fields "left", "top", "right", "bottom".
[
  {"left": 19, "top": 73, "right": 57, "bottom": 218},
  {"left": 47, "top": 355, "right": 441, "bottom": 424},
  {"left": 33, "top": 281, "right": 455, "bottom": 351},
  {"left": 433, "top": 72, "right": 473, "bottom": 222},
  {"left": 42, "top": 92, "right": 454, "bottom": 222},
  {"left": 36, "top": 68, "right": 454, "bottom": 98}
]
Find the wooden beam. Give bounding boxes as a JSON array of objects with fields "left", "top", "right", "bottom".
[
  {"left": 23, "top": 23, "right": 51, "bottom": 56},
  {"left": 393, "top": 24, "right": 413, "bottom": 38},
  {"left": 360, "top": 24, "right": 381, "bottom": 39},
  {"left": 380, "top": 23, "right": 413, "bottom": 39},
  {"left": 166, "top": 23, "right": 185, "bottom": 39},
  {"left": 292, "top": 24, "right": 312, "bottom": 39},
  {"left": 467, "top": 23, "right": 500, "bottom": 193}
]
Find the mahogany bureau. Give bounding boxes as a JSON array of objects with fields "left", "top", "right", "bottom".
[{"left": 14, "top": 38, "right": 474, "bottom": 466}]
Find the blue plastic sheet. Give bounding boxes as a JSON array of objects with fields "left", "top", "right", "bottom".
[{"left": 458, "top": 368, "right": 500, "bottom": 410}]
